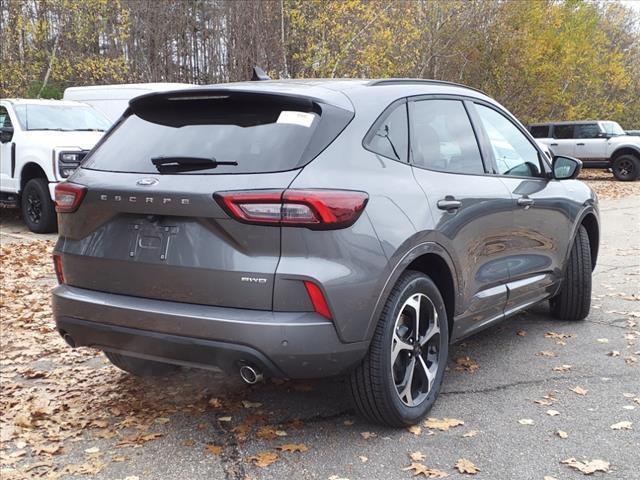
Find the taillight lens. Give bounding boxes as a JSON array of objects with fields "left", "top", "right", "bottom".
[
  {"left": 304, "top": 281, "right": 332, "bottom": 320},
  {"left": 214, "top": 189, "right": 368, "bottom": 230},
  {"left": 53, "top": 254, "right": 64, "bottom": 284},
  {"left": 54, "top": 182, "right": 86, "bottom": 213}
]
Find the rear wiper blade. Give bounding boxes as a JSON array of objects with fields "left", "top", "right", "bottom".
[{"left": 151, "top": 156, "right": 238, "bottom": 173}]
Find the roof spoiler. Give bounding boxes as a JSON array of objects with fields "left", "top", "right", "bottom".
[{"left": 251, "top": 66, "right": 271, "bottom": 81}]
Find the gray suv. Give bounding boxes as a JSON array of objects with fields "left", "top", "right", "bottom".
[{"left": 52, "top": 79, "right": 599, "bottom": 427}]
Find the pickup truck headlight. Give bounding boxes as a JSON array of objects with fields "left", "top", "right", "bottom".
[{"left": 58, "top": 151, "right": 86, "bottom": 178}]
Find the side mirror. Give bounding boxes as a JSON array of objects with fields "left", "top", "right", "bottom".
[
  {"left": 552, "top": 155, "right": 582, "bottom": 180},
  {"left": 0, "top": 126, "right": 13, "bottom": 143},
  {"left": 596, "top": 132, "right": 610, "bottom": 139}
]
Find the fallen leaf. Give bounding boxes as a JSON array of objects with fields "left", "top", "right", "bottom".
[
  {"left": 242, "top": 400, "right": 262, "bottom": 409},
  {"left": 597, "top": 338, "right": 609, "bottom": 343},
  {"left": 407, "top": 425, "right": 422, "bottom": 435},
  {"left": 544, "top": 476, "right": 558, "bottom": 480},
  {"left": 248, "top": 451, "right": 279, "bottom": 468},
  {"left": 423, "top": 418, "right": 464, "bottom": 431},
  {"left": 556, "top": 430, "right": 568, "bottom": 439},
  {"left": 410, "top": 451, "right": 427, "bottom": 462},
  {"left": 454, "top": 458, "right": 480, "bottom": 474},
  {"left": 256, "top": 426, "right": 279, "bottom": 440},
  {"left": 84, "top": 447, "right": 100, "bottom": 454},
  {"left": 208, "top": 397, "right": 223, "bottom": 408},
  {"left": 343, "top": 420, "right": 354, "bottom": 426},
  {"left": 607, "top": 351, "right": 620, "bottom": 357},
  {"left": 360, "top": 431, "right": 377, "bottom": 439},
  {"left": 454, "top": 356, "right": 480, "bottom": 373},
  {"left": 517, "top": 330, "right": 527, "bottom": 336},
  {"left": 536, "top": 351, "right": 556, "bottom": 357},
  {"left": 217, "top": 416, "right": 232, "bottom": 422},
  {"left": 276, "top": 443, "right": 308, "bottom": 453},
  {"left": 205, "top": 444, "right": 222, "bottom": 455},
  {"left": 561, "top": 458, "right": 610, "bottom": 475},
  {"left": 359, "top": 455, "right": 368, "bottom": 463},
  {"left": 610, "top": 421, "right": 632, "bottom": 430},
  {"left": 546, "top": 410, "right": 560, "bottom": 417},
  {"left": 402, "top": 462, "right": 449, "bottom": 478},
  {"left": 518, "top": 419, "right": 534, "bottom": 426},
  {"left": 553, "top": 365, "right": 572, "bottom": 372},
  {"left": 570, "top": 386, "right": 588, "bottom": 396},
  {"left": 462, "top": 430, "right": 478, "bottom": 438}
]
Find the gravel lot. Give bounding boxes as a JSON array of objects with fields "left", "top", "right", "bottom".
[{"left": 1, "top": 179, "right": 638, "bottom": 480}]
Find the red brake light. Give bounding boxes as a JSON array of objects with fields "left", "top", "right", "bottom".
[
  {"left": 304, "top": 281, "right": 332, "bottom": 320},
  {"left": 53, "top": 254, "right": 64, "bottom": 284},
  {"left": 55, "top": 183, "right": 86, "bottom": 213},
  {"left": 214, "top": 189, "right": 368, "bottom": 230}
]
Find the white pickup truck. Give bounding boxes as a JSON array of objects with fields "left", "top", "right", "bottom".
[
  {"left": 0, "top": 99, "right": 110, "bottom": 232},
  {"left": 529, "top": 120, "right": 640, "bottom": 181}
]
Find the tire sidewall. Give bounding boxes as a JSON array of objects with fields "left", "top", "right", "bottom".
[
  {"left": 379, "top": 274, "right": 449, "bottom": 424},
  {"left": 21, "top": 178, "right": 57, "bottom": 233}
]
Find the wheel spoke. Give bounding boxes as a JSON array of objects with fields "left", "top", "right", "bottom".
[
  {"left": 418, "top": 354, "right": 435, "bottom": 393},
  {"left": 420, "top": 310, "right": 439, "bottom": 346},
  {"left": 405, "top": 294, "right": 421, "bottom": 341},
  {"left": 391, "top": 332, "right": 413, "bottom": 366},
  {"left": 398, "top": 357, "right": 416, "bottom": 406}
]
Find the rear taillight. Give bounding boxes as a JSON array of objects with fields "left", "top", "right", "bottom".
[
  {"left": 53, "top": 254, "right": 64, "bottom": 284},
  {"left": 54, "top": 182, "right": 86, "bottom": 213},
  {"left": 304, "top": 281, "right": 332, "bottom": 320},
  {"left": 214, "top": 189, "right": 368, "bottom": 230}
]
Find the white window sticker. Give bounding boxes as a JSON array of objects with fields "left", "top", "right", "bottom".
[{"left": 277, "top": 111, "right": 316, "bottom": 128}]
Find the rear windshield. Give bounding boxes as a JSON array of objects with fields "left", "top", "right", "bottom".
[{"left": 82, "top": 92, "right": 351, "bottom": 175}]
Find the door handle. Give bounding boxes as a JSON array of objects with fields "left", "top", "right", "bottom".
[
  {"left": 437, "top": 197, "right": 462, "bottom": 211},
  {"left": 576, "top": 143, "right": 585, "bottom": 146},
  {"left": 550, "top": 143, "right": 558, "bottom": 146},
  {"left": 517, "top": 196, "right": 535, "bottom": 208}
]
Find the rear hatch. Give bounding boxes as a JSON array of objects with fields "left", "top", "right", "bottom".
[{"left": 56, "top": 89, "right": 353, "bottom": 310}]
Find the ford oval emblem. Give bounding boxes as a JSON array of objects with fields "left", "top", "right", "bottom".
[{"left": 137, "top": 177, "right": 159, "bottom": 186}]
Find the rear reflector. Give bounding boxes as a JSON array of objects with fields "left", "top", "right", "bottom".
[
  {"left": 214, "top": 189, "right": 368, "bottom": 229},
  {"left": 304, "top": 281, "right": 332, "bottom": 320},
  {"left": 54, "top": 182, "right": 86, "bottom": 213},
  {"left": 53, "top": 254, "right": 64, "bottom": 284}
]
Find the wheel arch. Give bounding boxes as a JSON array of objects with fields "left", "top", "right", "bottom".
[
  {"left": 611, "top": 147, "right": 640, "bottom": 161},
  {"left": 20, "top": 162, "right": 48, "bottom": 191},
  {"left": 365, "top": 242, "right": 459, "bottom": 343},
  {"left": 580, "top": 212, "right": 599, "bottom": 270}
]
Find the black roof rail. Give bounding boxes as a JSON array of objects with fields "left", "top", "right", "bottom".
[{"left": 368, "top": 78, "right": 488, "bottom": 96}]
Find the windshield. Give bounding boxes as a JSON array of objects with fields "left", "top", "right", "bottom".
[
  {"left": 13, "top": 104, "right": 111, "bottom": 131},
  {"left": 601, "top": 121, "right": 626, "bottom": 136}
]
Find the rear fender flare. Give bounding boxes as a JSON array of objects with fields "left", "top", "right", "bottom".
[{"left": 363, "top": 241, "right": 459, "bottom": 343}]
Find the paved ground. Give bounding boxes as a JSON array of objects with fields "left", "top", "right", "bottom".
[{"left": 1, "top": 194, "right": 638, "bottom": 480}]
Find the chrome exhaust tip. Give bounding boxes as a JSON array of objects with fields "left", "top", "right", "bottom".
[{"left": 239, "top": 365, "right": 263, "bottom": 384}]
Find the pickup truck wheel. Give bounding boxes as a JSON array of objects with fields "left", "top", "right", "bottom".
[
  {"left": 21, "top": 178, "right": 57, "bottom": 233},
  {"left": 550, "top": 225, "right": 591, "bottom": 321},
  {"left": 349, "top": 271, "right": 449, "bottom": 427},
  {"left": 104, "top": 351, "right": 179, "bottom": 376},
  {"left": 612, "top": 154, "right": 639, "bottom": 181}
]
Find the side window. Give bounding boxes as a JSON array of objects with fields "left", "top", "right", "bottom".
[
  {"left": 575, "top": 123, "right": 601, "bottom": 139},
  {"left": 475, "top": 104, "right": 542, "bottom": 177},
  {"left": 364, "top": 103, "right": 408, "bottom": 162},
  {"left": 553, "top": 124, "right": 575, "bottom": 139},
  {"left": 409, "top": 99, "right": 484, "bottom": 174},
  {"left": 529, "top": 125, "right": 550, "bottom": 138},
  {"left": 0, "top": 106, "right": 12, "bottom": 128}
]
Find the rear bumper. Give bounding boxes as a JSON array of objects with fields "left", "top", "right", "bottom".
[{"left": 52, "top": 285, "right": 368, "bottom": 378}]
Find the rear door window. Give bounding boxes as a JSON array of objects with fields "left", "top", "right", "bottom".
[
  {"left": 409, "top": 99, "right": 485, "bottom": 174},
  {"left": 575, "top": 123, "right": 601, "bottom": 138},
  {"left": 83, "top": 92, "right": 352, "bottom": 175},
  {"left": 553, "top": 124, "right": 575, "bottom": 139},
  {"left": 529, "top": 125, "right": 550, "bottom": 138}
]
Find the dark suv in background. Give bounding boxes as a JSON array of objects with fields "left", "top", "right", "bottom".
[{"left": 52, "top": 79, "right": 599, "bottom": 426}]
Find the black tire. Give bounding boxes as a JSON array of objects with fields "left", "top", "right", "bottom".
[
  {"left": 550, "top": 225, "right": 592, "bottom": 321},
  {"left": 21, "top": 178, "right": 57, "bottom": 233},
  {"left": 104, "top": 351, "right": 179, "bottom": 376},
  {"left": 349, "top": 270, "right": 449, "bottom": 427},
  {"left": 612, "top": 154, "right": 639, "bottom": 181}
]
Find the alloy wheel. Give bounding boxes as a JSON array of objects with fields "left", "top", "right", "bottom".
[
  {"left": 615, "top": 159, "right": 633, "bottom": 179},
  {"left": 391, "top": 293, "right": 441, "bottom": 407},
  {"left": 26, "top": 192, "right": 42, "bottom": 224}
]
